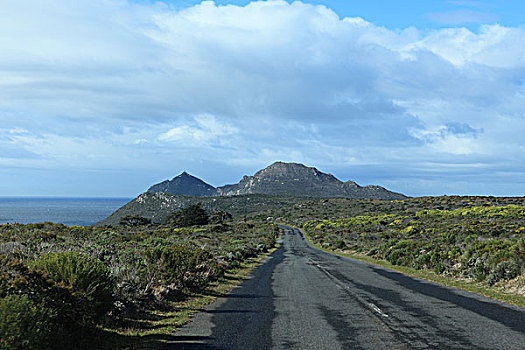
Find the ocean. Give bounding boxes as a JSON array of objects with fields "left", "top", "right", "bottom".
[{"left": 0, "top": 197, "right": 131, "bottom": 226}]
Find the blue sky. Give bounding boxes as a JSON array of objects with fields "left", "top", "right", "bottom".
[{"left": 1, "top": 0, "right": 524, "bottom": 197}]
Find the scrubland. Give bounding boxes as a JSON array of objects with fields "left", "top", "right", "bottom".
[{"left": 0, "top": 212, "right": 278, "bottom": 349}]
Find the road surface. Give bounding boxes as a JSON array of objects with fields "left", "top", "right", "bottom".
[{"left": 168, "top": 225, "right": 525, "bottom": 349}]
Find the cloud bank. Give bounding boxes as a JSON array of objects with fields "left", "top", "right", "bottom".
[{"left": 1, "top": 0, "right": 524, "bottom": 196}]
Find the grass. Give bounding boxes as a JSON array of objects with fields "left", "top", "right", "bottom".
[
  {"left": 100, "top": 244, "right": 279, "bottom": 349},
  {"left": 296, "top": 225, "right": 525, "bottom": 309}
]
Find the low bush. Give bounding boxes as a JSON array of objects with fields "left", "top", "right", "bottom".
[
  {"left": 487, "top": 260, "right": 521, "bottom": 286},
  {"left": 0, "top": 294, "right": 52, "bottom": 350},
  {"left": 31, "top": 251, "right": 114, "bottom": 324},
  {"left": 333, "top": 239, "right": 346, "bottom": 250},
  {"left": 303, "top": 204, "right": 525, "bottom": 286},
  {"left": 384, "top": 240, "right": 419, "bottom": 266},
  {"left": 158, "top": 244, "right": 222, "bottom": 292},
  {"left": 0, "top": 256, "right": 87, "bottom": 349}
]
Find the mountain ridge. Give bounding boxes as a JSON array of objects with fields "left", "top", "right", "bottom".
[
  {"left": 97, "top": 162, "right": 407, "bottom": 226},
  {"left": 147, "top": 161, "right": 406, "bottom": 200}
]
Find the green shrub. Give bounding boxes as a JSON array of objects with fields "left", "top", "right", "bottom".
[
  {"left": 465, "top": 240, "right": 513, "bottom": 261},
  {"left": 463, "top": 255, "right": 491, "bottom": 281},
  {"left": 334, "top": 239, "right": 346, "bottom": 250},
  {"left": 412, "top": 252, "right": 431, "bottom": 270},
  {"left": 384, "top": 240, "right": 419, "bottom": 266},
  {"left": 487, "top": 260, "right": 521, "bottom": 286},
  {"left": 0, "top": 256, "right": 85, "bottom": 349},
  {"left": 435, "top": 262, "right": 446, "bottom": 274},
  {"left": 159, "top": 244, "right": 222, "bottom": 292},
  {"left": 119, "top": 215, "right": 152, "bottom": 226},
  {"left": 0, "top": 294, "right": 53, "bottom": 350},
  {"left": 31, "top": 251, "right": 114, "bottom": 324},
  {"left": 429, "top": 249, "right": 442, "bottom": 266},
  {"left": 514, "top": 238, "right": 525, "bottom": 263}
]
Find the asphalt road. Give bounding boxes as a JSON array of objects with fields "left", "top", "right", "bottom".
[{"left": 168, "top": 225, "right": 525, "bottom": 349}]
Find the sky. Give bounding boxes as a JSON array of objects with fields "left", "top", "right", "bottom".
[{"left": 1, "top": 0, "right": 524, "bottom": 197}]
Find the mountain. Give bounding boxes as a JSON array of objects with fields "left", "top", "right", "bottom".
[
  {"left": 98, "top": 162, "right": 407, "bottom": 226},
  {"left": 146, "top": 162, "right": 406, "bottom": 200},
  {"left": 216, "top": 162, "right": 406, "bottom": 200},
  {"left": 147, "top": 171, "right": 216, "bottom": 197}
]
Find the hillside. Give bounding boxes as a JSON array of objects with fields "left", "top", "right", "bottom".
[{"left": 95, "top": 192, "right": 306, "bottom": 226}]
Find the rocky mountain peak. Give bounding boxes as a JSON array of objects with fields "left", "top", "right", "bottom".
[
  {"left": 214, "top": 161, "right": 403, "bottom": 198},
  {"left": 254, "top": 162, "right": 336, "bottom": 181},
  {"left": 174, "top": 171, "right": 193, "bottom": 180},
  {"left": 147, "top": 171, "right": 216, "bottom": 197}
]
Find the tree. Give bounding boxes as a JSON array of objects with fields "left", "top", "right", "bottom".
[
  {"left": 164, "top": 204, "right": 209, "bottom": 227},
  {"left": 119, "top": 215, "right": 152, "bottom": 226}
]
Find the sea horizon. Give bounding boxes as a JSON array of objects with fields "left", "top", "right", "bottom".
[{"left": 0, "top": 197, "right": 132, "bottom": 226}]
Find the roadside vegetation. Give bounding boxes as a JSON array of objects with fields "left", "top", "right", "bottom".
[
  {"left": 2, "top": 195, "right": 524, "bottom": 348},
  {"left": 0, "top": 204, "right": 279, "bottom": 349},
  {"left": 300, "top": 199, "right": 525, "bottom": 305},
  {"left": 247, "top": 195, "right": 524, "bottom": 304}
]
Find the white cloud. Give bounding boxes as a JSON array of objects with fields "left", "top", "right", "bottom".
[
  {"left": 417, "top": 25, "right": 525, "bottom": 67},
  {"left": 0, "top": 0, "right": 524, "bottom": 195},
  {"left": 7, "top": 128, "right": 29, "bottom": 135},
  {"left": 158, "top": 114, "right": 238, "bottom": 144},
  {"left": 410, "top": 124, "right": 483, "bottom": 155}
]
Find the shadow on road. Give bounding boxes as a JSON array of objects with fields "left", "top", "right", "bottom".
[
  {"left": 373, "top": 267, "right": 525, "bottom": 333},
  {"left": 166, "top": 244, "right": 285, "bottom": 349}
]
